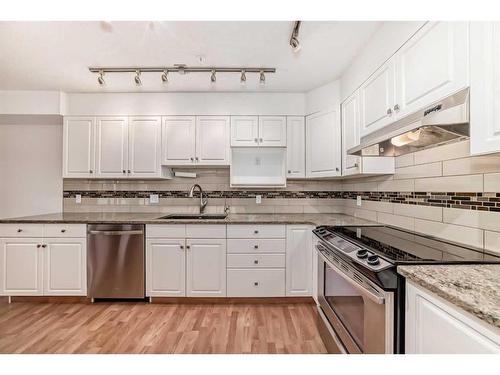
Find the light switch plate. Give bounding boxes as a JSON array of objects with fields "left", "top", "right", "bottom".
[
  {"left": 256, "top": 195, "right": 262, "bottom": 204},
  {"left": 150, "top": 194, "right": 159, "bottom": 204},
  {"left": 356, "top": 196, "right": 362, "bottom": 207},
  {"left": 75, "top": 194, "right": 82, "bottom": 204}
]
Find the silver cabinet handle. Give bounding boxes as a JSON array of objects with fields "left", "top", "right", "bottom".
[
  {"left": 354, "top": 163, "right": 359, "bottom": 168},
  {"left": 195, "top": 157, "right": 199, "bottom": 162},
  {"left": 89, "top": 170, "right": 93, "bottom": 174},
  {"left": 254, "top": 138, "right": 258, "bottom": 143},
  {"left": 287, "top": 170, "right": 291, "bottom": 173},
  {"left": 335, "top": 167, "right": 339, "bottom": 172},
  {"left": 36, "top": 244, "right": 41, "bottom": 248},
  {"left": 89, "top": 230, "right": 143, "bottom": 236},
  {"left": 386, "top": 108, "right": 393, "bottom": 115},
  {"left": 17, "top": 229, "right": 22, "bottom": 233},
  {"left": 254, "top": 260, "right": 259, "bottom": 264},
  {"left": 259, "top": 138, "right": 263, "bottom": 143},
  {"left": 41, "top": 244, "right": 47, "bottom": 248},
  {"left": 254, "top": 230, "right": 259, "bottom": 234},
  {"left": 122, "top": 170, "right": 126, "bottom": 174},
  {"left": 254, "top": 282, "right": 259, "bottom": 286},
  {"left": 127, "top": 170, "right": 131, "bottom": 174},
  {"left": 61, "top": 229, "right": 66, "bottom": 233},
  {"left": 190, "top": 157, "right": 194, "bottom": 162},
  {"left": 186, "top": 245, "right": 191, "bottom": 250},
  {"left": 394, "top": 104, "right": 400, "bottom": 111},
  {"left": 180, "top": 245, "right": 184, "bottom": 250},
  {"left": 254, "top": 244, "right": 259, "bottom": 249}
]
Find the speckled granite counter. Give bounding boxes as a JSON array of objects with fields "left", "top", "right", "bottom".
[
  {"left": 398, "top": 265, "right": 500, "bottom": 329},
  {"left": 0, "top": 212, "right": 377, "bottom": 227}
]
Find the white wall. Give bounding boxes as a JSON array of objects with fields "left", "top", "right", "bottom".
[
  {"left": 305, "top": 80, "right": 340, "bottom": 115},
  {"left": 0, "top": 122, "right": 63, "bottom": 218},
  {"left": 64, "top": 92, "right": 306, "bottom": 116},
  {"left": 340, "top": 21, "right": 426, "bottom": 101},
  {"left": 0, "top": 90, "right": 64, "bottom": 115}
]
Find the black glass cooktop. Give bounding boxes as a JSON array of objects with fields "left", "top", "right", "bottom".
[{"left": 328, "top": 225, "right": 500, "bottom": 265}]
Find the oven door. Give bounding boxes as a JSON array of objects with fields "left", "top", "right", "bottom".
[{"left": 317, "top": 243, "right": 394, "bottom": 354}]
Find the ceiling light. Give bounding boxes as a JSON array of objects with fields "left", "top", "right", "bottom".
[
  {"left": 161, "top": 69, "right": 169, "bottom": 83},
  {"left": 290, "top": 21, "right": 302, "bottom": 52},
  {"left": 391, "top": 129, "right": 422, "bottom": 147},
  {"left": 259, "top": 70, "right": 265, "bottom": 85},
  {"left": 97, "top": 70, "right": 105, "bottom": 85},
  {"left": 210, "top": 69, "right": 216, "bottom": 83},
  {"left": 240, "top": 70, "right": 246, "bottom": 84},
  {"left": 134, "top": 70, "right": 142, "bottom": 86}
]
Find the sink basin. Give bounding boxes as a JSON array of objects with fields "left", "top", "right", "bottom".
[{"left": 157, "top": 213, "right": 228, "bottom": 220}]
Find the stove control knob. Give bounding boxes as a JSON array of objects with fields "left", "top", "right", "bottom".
[
  {"left": 356, "top": 249, "right": 368, "bottom": 259},
  {"left": 367, "top": 254, "right": 380, "bottom": 266}
]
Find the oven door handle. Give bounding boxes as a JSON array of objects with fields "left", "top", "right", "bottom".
[{"left": 317, "top": 249, "right": 385, "bottom": 305}]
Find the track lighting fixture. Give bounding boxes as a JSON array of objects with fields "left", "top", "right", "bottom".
[
  {"left": 240, "top": 70, "right": 246, "bottom": 84},
  {"left": 161, "top": 69, "right": 169, "bottom": 83},
  {"left": 210, "top": 69, "right": 216, "bottom": 83},
  {"left": 97, "top": 70, "right": 105, "bottom": 85},
  {"left": 290, "top": 21, "right": 302, "bottom": 52},
  {"left": 259, "top": 70, "right": 265, "bottom": 85},
  {"left": 134, "top": 70, "right": 142, "bottom": 86}
]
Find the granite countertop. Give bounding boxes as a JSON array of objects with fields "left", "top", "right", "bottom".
[
  {"left": 398, "top": 265, "right": 500, "bottom": 329},
  {"left": 0, "top": 212, "right": 377, "bottom": 227}
]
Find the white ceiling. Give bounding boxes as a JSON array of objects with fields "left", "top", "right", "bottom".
[{"left": 0, "top": 21, "right": 381, "bottom": 93}]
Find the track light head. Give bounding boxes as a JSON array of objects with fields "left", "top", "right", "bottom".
[
  {"left": 210, "top": 69, "right": 216, "bottom": 83},
  {"left": 161, "top": 69, "right": 169, "bottom": 83},
  {"left": 290, "top": 37, "right": 301, "bottom": 52},
  {"left": 134, "top": 70, "right": 142, "bottom": 86},
  {"left": 259, "top": 70, "right": 265, "bottom": 85},
  {"left": 97, "top": 70, "right": 105, "bottom": 85},
  {"left": 240, "top": 70, "right": 246, "bottom": 84},
  {"left": 290, "top": 21, "right": 302, "bottom": 53}
]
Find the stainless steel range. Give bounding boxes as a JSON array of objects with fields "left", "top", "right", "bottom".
[{"left": 313, "top": 225, "right": 500, "bottom": 354}]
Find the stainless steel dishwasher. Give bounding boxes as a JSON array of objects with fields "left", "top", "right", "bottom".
[{"left": 87, "top": 224, "right": 145, "bottom": 299}]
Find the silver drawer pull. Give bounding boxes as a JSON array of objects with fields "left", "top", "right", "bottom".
[
  {"left": 254, "top": 245, "right": 259, "bottom": 249},
  {"left": 254, "top": 230, "right": 259, "bottom": 234},
  {"left": 89, "top": 230, "right": 143, "bottom": 236},
  {"left": 17, "top": 229, "right": 22, "bottom": 233},
  {"left": 254, "top": 260, "right": 259, "bottom": 264},
  {"left": 254, "top": 282, "right": 259, "bottom": 286},
  {"left": 61, "top": 229, "right": 66, "bottom": 233}
]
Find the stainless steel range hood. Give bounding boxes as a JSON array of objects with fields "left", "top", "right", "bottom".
[{"left": 348, "top": 88, "right": 470, "bottom": 157}]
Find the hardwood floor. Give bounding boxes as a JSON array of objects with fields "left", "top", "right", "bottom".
[{"left": 0, "top": 301, "right": 327, "bottom": 354}]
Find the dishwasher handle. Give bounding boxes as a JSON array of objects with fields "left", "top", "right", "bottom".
[{"left": 89, "top": 230, "right": 144, "bottom": 236}]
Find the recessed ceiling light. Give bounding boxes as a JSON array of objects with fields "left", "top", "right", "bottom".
[{"left": 134, "top": 70, "right": 142, "bottom": 86}]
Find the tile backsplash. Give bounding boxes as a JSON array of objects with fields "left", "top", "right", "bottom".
[{"left": 63, "top": 140, "right": 500, "bottom": 255}]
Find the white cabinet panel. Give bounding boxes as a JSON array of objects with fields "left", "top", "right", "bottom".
[
  {"left": 146, "top": 224, "right": 186, "bottom": 238},
  {"left": 230, "top": 116, "right": 259, "bottom": 146},
  {"left": 95, "top": 117, "right": 129, "bottom": 178},
  {"left": 162, "top": 116, "right": 196, "bottom": 165},
  {"left": 196, "top": 116, "right": 230, "bottom": 165},
  {"left": 306, "top": 110, "right": 341, "bottom": 178},
  {"left": 44, "top": 224, "right": 86, "bottom": 238},
  {"left": 128, "top": 116, "right": 162, "bottom": 177},
  {"left": 0, "top": 224, "right": 44, "bottom": 238},
  {"left": 186, "top": 238, "right": 226, "bottom": 297},
  {"left": 185, "top": 224, "right": 226, "bottom": 239},
  {"left": 286, "top": 225, "right": 312, "bottom": 296},
  {"left": 0, "top": 238, "right": 43, "bottom": 296},
  {"left": 259, "top": 116, "right": 287, "bottom": 147},
  {"left": 227, "top": 225, "right": 286, "bottom": 239},
  {"left": 146, "top": 239, "right": 186, "bottom": 297},
  {"left": 360, "top": 57, "right": 396, "bottom": 137},
  {"left": 227, "top": 269, "right": 285, "bottom": 297},
  {"left": 44, "top": 238, "right": 86, "bottom": 296},
  {"left": 470, "top": 22, "right": 500, "bottom": 155},
  {"left": 227, "top": 254, "right": 285, "bottom": 268},
  {"left": 286, "top": 116, "right": 306, "bottom": 178},
  {"left": 227, "top": 239, "right": 286, "bottom": 254},
  {"left": 341, "top": 92, "right": 362, "bottom": 175},
  {"left": 396, "top": 22, "right": 469, "bottom": 118},
  {"left": 63, "top": 117, "right": 95, "bottom": 178}
]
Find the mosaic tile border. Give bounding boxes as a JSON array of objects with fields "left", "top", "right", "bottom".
[{"left": 63, "top": 190, "right": 500, "bottom": 212}]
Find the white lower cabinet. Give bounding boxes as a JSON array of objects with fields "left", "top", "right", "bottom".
[
  {"left": 227, "top": 269, "right": 285, "bottom": 297},
  {"left": 405, "top": 281, "right": 500, "bottom": 353},
  {"left": 286, "top": 225, "right": 313, "bottom": 296}
]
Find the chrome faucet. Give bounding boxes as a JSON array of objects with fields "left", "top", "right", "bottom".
[{"left": 188, "top": 184, "right": 208, "bottom": 214}]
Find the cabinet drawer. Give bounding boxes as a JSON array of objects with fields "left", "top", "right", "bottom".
[
  {"left": 227, "top": 239, "right": 285, "bottom": 254},
  {"left": 146, "top": 224, "right": 186, "bottom": 238},
  {"left": 227, "top": 269, "right": 285, "bottom": 297},
  {"left": 186, "top": 224, "right": 226, "bottom": 238},
  {"left": 227, "top": 225, "right": 285, "bottom": 238},
  {"left": 227, "top": 254, "right": 285, "bottom": 268},
  {"left": 44, "top": 224, "right": 86, "bottom": 238},
  {"left": 0, "top": 224, "right": 44, "bottom": 237}
]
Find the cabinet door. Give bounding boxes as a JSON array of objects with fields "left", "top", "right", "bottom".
[
  {"left": 95, "top": 117, "right": 129, "bottom": 178},
  {"left": 230, "top": 116, "right": 259, "bottom": 147},
  {"left": 186, "top": 238, "right": 226, "bottom": 297},
  {"left": 259, "top": 116, "right": 287, "bottom": 147},
  {"left": 44, "top": 238, "right": 86, "bottom": 296},
  {"left": 306, "top": 110, "right": 341, "bottom": 178},
  {"left": 470, "top": 22, "right": 500, "bottom": 155},
  {"left": 360, "top": 57, "right": 396, "bottom": 137},
  {"left": 286, "top": 225, "right": 312, "bottom": 296},
  {"left": 128, "top": 116, "right": 161, "bottom": 178},
  {"left": 396, "top": 22, "right": 469, "bottom": 118},
  {"left": 0, "top": 238, "right": 43, "bottom": 296},
  {"left": 196, "top": 116, "right": 230, "bottom": 165},
  {"left": 162, "top": 116, "right": 196, "bottom": 165},
  {"left": 286, "top": 116, "right": 305, "bottom": 178},
  {"left": 63, "top": 117, "right": 95, "bottom": 178},
  {"left": 146, "top": 239, "right": 186, "bottom": 297},
  {"left": 341, "top": 92, "right": 362, "bottom": 176}
]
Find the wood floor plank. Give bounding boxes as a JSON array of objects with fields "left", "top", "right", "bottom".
[{"left": 0, "top": 301, "right": 327, "bottom": 354}]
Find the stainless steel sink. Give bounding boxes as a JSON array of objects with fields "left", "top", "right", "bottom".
[{"left": 157, "top": 213, "right": 228, "bottom": 220}]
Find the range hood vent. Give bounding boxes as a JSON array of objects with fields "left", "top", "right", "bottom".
[{"left": 348, "top": 88, "right": 470, "bottom": 157}]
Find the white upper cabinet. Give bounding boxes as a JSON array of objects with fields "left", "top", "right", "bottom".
[
  {"left": 342, "top": 91, "right": 362, "bottom": 175},
  {"left": 286, "top": 116, "right": 306, "bottom": 178},
  {"left": 231, "top": 116, "right": 259, "bottom": 146},
  {"left": 395, "top": 22, "right": 469, "bottom": 118},
  {"left": 195, "top": 116, "right": 230, "bottom": 165},
  {"left": 306, "top": 109, "right": 341, "bottom": 178},
  {"left": 63, "top": 117, "right": 95, "bottom": 178},
  {"left": 470, "top": 22, "right": 500, "bottom": 155},
  {"left": 258, "top": 116, "right": 287, "bottom": 147},
  {"left": 95, "top": 117, "right": 129, "bottom": 178},
  {"left": 162, "top": 116, "right": 196, "bottom": 165},
  {"left": 128, "top": 117, "right": 162, "bottom": 178},
  {"left": 360, "top": 57, "right": 397, "bottom": 137}
]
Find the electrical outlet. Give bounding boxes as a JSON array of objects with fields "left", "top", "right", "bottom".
[
  {"left": 256, "top": 195, "right": 262, "bottom": 204},
  {"left": 356, "top": 196, "right": 362, "bottom": 207},
  {"left": 149, "top": 194, "right": 159, "bottom": 204},
  {"left": 75, "top": 194, "right": 82, "bottom": 204}
]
